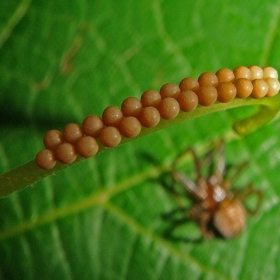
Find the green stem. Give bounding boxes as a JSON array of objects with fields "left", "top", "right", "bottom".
[
  {"left": 233, "top": 94, "right": 280, "bottom": 135},
  {"left": 0, "top": 95, "right": 280, "bottom": 198}
]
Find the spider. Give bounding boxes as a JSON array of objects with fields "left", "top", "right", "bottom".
[{"left": 162, "top": 140, "right": 263, "bottom": 240}]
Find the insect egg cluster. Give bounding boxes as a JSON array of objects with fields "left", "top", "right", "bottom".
[{"left": 35, "top": 66, "right": 280, "bottom": 169}]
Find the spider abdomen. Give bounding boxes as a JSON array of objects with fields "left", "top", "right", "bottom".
[{"left": 214, "top": 198, "right": 247, "bottom": 238}]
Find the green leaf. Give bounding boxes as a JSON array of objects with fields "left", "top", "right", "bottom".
[{"left": 1, "top": 0, "right": 280, "bottom": 279}]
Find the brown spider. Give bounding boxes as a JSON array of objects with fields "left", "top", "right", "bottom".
[{"left": 163, "top": 141, "right": 263, "bottom": 240}]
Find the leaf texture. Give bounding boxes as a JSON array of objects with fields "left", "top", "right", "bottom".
[{"left": 1, "top": 0, "right": 280, "bottom": 279}]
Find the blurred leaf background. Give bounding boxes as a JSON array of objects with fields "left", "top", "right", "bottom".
[{"left": 1, "top": 0, "right": 280, "bottom": 279}]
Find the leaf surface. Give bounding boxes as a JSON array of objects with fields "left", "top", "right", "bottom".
[{"left": 1, "top": 1, "right": 280, "bottom": 279}]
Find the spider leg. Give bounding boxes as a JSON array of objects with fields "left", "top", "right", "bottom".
[
  {"left": 171, "top": 170, "right": 201, "bottom": 199},
  {"left": 158, "top": 172, "right": 182, "bottom": 196},
  {"left": 172, "top": 141, "right": 225, "bottom": 181},
  {"left": 189, "top": 203, "right": 215, "bottom": 239},
  {"left": 172, "top": 147, "right": 203, "bottom": 179},
  {"left": 172, "top": 145, "right": 214, "bottom": 200},
  {"left": 215, "top": 139, "right": 226, "bottom": 178},
  {"left": 161, "top": 206, "right": 190, "bottom": 221},
  {"left": 194, "top": 140, "right": 225, "bottom": 184},
  {"left": 162, "top": 207, "right": 203, "bottom": 243},
  {"left": 199, "top": 220, "right": 215, "bottom": 239},
  {"left": 226, "top": 161, "right": 249, "bottom": 182},
  {"left": 233, "top": 183, "right": 263, "bottom": 215},
  {"left": 199, "top": 140, "right": 223, "bottom": 167},
  {"left": 222, "top": 161, "right": 249, "bottom": 191},
  {"left": 162, "top": 207, "right": 190, "bottom": 232},
  {"left": 171, "top": 146, "right": 207, "bottom": 196}
]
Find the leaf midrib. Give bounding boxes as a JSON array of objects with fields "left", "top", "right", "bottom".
[
  {"left": 0, "top": 161, "right": 168, "bottom": 241},
  {"left": 0, "top": 0, "right": 33, "bottom": 49}
]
